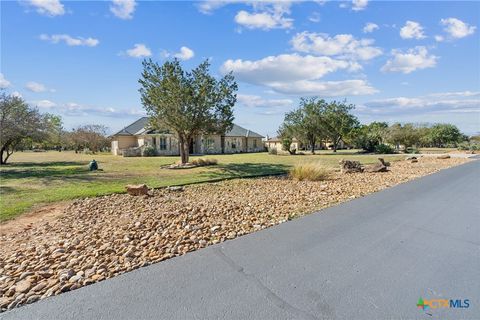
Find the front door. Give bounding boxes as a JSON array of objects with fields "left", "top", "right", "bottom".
[{"left": 189, "top": 138, "right": 194, "bottom": 154}]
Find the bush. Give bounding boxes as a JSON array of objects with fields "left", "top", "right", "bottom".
[
  {"left": 289, "top": 164, "right": 330, "bottom": 181},
  {"left": 268, "top": 148, "right": 278, "bottom": 155},
  {"left": 142, "top": 146, "right": 157, "bottom": 157},
  {"left": 374, "top": 144, "right": 395, "bottom": 154},
  {"left": 405, "top": 147, "right": 419, "bottom": 154},
  {"left": 191, "top": 158, "right": 218, "bottom": 166},
  {"left": 458, "top": 142, "right": 479, "bottom": 151}
]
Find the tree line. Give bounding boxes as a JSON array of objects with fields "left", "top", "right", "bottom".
[
  {"left": 278, "top": 97, "right": 471, "bottom": 154},
  {"left": 0, "top": 91, "right": 109, "bottom": 165}
]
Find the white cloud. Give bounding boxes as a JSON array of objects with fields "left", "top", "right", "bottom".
[
  {"left": 381, "top": 46, "right": 437, "bottom": 74},
  {"left": 352, "top": 0, "right": 368, "bottom": 11},
  {"left": 440, "top": 18, "right": 476, "bottom": 39},
  {"left": 235, "top": 10, "right": 292, "bottom": 30},
  {"left": 291, "top": 32, "right": 382, "bottom": 61},
  {"left": 32, "top": 99, "right": 57, "bottom": 108},
  {"left": 125, "top": 44, "right": 152, "bottom": 58},
  {"left": 400, "top": 21, "right": 426, "bottom": 39},
  {"left": 39, "top": 34, "right": 99, "bottom": 47},
  {"left": 25, "top": 0, "right": 65, "bottom": 16},
  {"left": 237, "top": 94, "right": 293, "bottom": 108},
  {"left": 363, "top": 22, "right": 379, "bottom": 33},
  {"left": 196, "top": 0, "right": 236, "bottom": 14},
  {"left": 110, "top": 0, "right": 137, "bottom": 20},
  {"left": 0, "top": 73, "right": 11, "bottom": 88},
  {"left": 11, "top": 91, "right": 23, "bottom": 98},
  {"left": 362, "top": 91, "right": 480, "bottom": 115},
  {"left": 30, "top": 100, "right": 145, "bottom": 117},
  {"left": 308, "top": 12, "right": 321, "bottom": 23},
  {"left": 268, "top": 79, "right": 377, "bottom": 96},
  {"left": 434, "top": 35, "right": 444, "bottom": 42},
  {"left": 221, "top": 54, "right": 376, "bottom": 96},
  {"left": 25, "top": 81, "right": 47, "bottom": 93},
  {"left": 173, "top": 46, "right": 195, "bottom": 60},
  {"left": 222, "top": 54, "right": 358, "bottom": 84},
  {"left": 197, "top": 1, "right": 294, "bottom": 30}
]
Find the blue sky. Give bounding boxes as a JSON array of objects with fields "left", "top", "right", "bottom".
[{"left": 1, "top": 0, "right": 479, "bottom": 136}]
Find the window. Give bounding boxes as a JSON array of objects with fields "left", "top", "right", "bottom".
[
  {"left": 159, "top": 137, "right": 167, "bottom": 150},
  {"left": 206, "top": 138, "right": 214, "bottom": 151},
  {"left": 231, "top": 139, "right": 236, "bottom": 149},
  {"left": 152, "top": 137, "right": 157, "bottom": 146},
  {"left": 253, "top": 139, "right": 257, "bottom": 149}
]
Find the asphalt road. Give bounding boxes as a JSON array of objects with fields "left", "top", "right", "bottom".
[{"left": 2, "top": 160, "right": 479, "bottom": 320}]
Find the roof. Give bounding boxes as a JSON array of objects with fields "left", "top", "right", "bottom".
[
  {"left": 113, "top": 118, "right": 264, "bottom": 138},
  {"left": 113, "top": 117, "right": 149, "bottom": 136},
  {"left": 225, "top": 124, "right": 264, "bottom": 138}
]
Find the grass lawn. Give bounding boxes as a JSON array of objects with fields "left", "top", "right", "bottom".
[{"left": 0, "top": 150, "right": 403, "bottom": 221}]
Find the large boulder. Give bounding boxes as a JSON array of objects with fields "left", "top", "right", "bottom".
[
  {"left": 126, "top": 184, "right": 149, "bottom": 196},
  {"left": 437, "top": 154, "right": 451, "bottom": 159},
  {"left": 364, "top": 158, "right": 389, "bottom": 173},
  {"left": 339, "top": 159, "right": 363, "bottom": 173},
  {"left": 378, "top": 158, "right": 390, "bottom": 167}
]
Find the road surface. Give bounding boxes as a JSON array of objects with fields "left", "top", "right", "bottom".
[{"left": 2, "top": 160, "right": 479, "bottom": 320}]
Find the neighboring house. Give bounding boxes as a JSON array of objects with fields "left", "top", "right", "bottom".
[
  {"left": 111, "top": 117, "right": 265, "bottom": 156},
  {"left": 265, "top": 136, "right": 347, "bottom": 152},
  {"left": 264, "top": 137, "right": 302, "bottom": 152}
]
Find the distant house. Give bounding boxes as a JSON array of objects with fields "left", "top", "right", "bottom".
[
  {"left": 265, "top": 136, "right": 347, "bottom": 152},
  {"left": 111, "top": 117, "right": 265, "bottom": 156}
]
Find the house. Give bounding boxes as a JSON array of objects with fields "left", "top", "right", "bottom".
[
  {"left": 265, "top": 136, "right": 347, "bottom": 152},
  {"left": 111, "top": 117, "right": 265, "bottom": 156},
  {"left": 264, "top": 137, "right": 302, "bottom": 152}
]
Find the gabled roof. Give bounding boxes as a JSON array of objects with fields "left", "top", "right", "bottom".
[
  {"left": 225, "top": 124, "right": 264, "bottom": 138},
  {"left": 113, "top": 118, "right": 264, "bottom": 138},
  {"left": 113, "top": 117, "right": 149, "bottom": 136}
]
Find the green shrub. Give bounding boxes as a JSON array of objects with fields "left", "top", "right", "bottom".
[
  {"left": 142, "top": 146, "right": 157, "bottom": 157},
  {"left": 375, "top": 144, "right": 395, "bottom": 154},
  {"left": 268, "top": 148, "right": 278, "bottom": 155},
  {"left": 289, "top": 164, "right": 330, "bottom": 181},
  {"left": 405, "top": 147, "right": 419, "bottom": 154}
]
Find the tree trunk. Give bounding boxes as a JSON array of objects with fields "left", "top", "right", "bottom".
[
  {"left": 178, "top": 135, "right": 190, "bottom": 164},
  {"left": 0, "top": 146, "right": 5, "bottom": 165},
  {"left": 310, "top": 138, "right": 316, "bottom": 154}
]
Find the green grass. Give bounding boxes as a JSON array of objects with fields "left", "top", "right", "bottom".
[{"left": 0, "top": 150, "right": 402, "bottom": 221}]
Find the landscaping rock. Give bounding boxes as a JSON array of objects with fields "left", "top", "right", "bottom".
[
  {"left": 378, "top": 158, "right": 390, "bottom": 167},
  {"left": 437, "top": 154, "right": 451, "bottom": 159},
  {"left": 166, "top": 186, "right": 184, "bottom": 192},
  {"left": 0, "top": 157, "right": 470, "bottom": 312},
  {"left": 126, "top": 184, "right": 149, "bottom": 196},
  {"left": 339, "top": 159, "right": 363, "bottom": 173},
  {"left": 13, "top": 281, "right": 31, "bottom": 294},
  {"left": 364, "top": 159, "right": 389, "bottom": 173}
]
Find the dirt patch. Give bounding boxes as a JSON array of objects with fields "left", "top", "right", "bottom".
[{"left": 0, "top": 203, "right": 67, "bottom": 237}]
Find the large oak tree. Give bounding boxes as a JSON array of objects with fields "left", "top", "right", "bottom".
[
  {"left": 0, "top": 91, "right": 60, "bottom": 164},
  {"left": 139, "top": 59, "right": 237, "bottom": 164}
]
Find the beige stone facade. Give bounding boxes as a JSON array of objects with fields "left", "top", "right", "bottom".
[{"left": 111, "top": 117, "right": 264, "bottom": 156}]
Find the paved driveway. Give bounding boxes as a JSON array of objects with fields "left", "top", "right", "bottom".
[{"left": 1, "top": 160, "right": 479, "bottom": 320}]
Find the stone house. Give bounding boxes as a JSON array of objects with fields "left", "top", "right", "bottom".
[
  {"left": 111, "top": 117, "right": 264, "bottom": 156},
  {"left": 265, "top": 136, "right": 347, "bottom": 152}
]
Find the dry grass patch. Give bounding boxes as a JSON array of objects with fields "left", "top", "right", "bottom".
[
  {"left": 191, "top": 158, "right": 218, "bottom": 166},
  {"left": 289, "top": 163, "right": 330, "bottom": 181}
]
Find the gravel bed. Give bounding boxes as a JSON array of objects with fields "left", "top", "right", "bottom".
[{"left": 0, "top": 157, "right": 470, "bottom": 311}]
